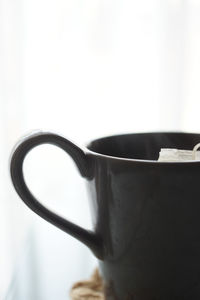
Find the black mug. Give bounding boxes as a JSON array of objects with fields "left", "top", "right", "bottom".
[{"left": 10, "top": 131, "right": 200, "bottom": 299}]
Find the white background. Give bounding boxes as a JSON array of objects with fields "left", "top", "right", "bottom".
[{"left": 1, "top": 0, "right": 200, "bottom": 298}]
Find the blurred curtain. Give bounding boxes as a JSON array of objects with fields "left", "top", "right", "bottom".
[{"left": 1, "top": 0, "right": 200, "bottom": 298}]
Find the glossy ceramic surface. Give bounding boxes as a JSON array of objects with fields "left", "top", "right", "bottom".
[{"left": 10, "top": 132, "right": 200, "bottom": 299}]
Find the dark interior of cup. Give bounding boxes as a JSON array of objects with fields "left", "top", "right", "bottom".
[{"left": 87, "top": 132, "right": 200, "bottom": 160}]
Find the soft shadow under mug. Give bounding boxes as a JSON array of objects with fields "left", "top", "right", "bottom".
[{"left": 10, "top": 131, "right": 200, "bottom": 300}]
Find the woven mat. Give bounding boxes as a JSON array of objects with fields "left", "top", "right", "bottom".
[{"left": 70, "top": 269, "right": 104, "bottom": 300}]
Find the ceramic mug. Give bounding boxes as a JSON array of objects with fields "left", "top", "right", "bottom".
[{"left": 10, "top": 131, "right": 200, "bottom": 299}]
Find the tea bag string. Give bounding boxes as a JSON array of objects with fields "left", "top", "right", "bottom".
[{"left": 193, "top": 143, "right": 200, "bottom": 159}]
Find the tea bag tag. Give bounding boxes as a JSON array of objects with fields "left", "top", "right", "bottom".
[{"left": 158, "top": 143, "right": 200, "bottom": 162}]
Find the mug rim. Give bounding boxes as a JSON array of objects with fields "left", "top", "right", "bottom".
[{"left": 85, "top": 131, "right": 200, "bottom": 165}]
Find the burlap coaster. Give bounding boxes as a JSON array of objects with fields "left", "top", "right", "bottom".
[{"left": 70, "top": 269, "right": 105, "bottom": 300}]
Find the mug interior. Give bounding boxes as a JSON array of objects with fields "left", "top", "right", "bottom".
[{"left": 87, "top": 132, "right": 200, "bottom": 160}]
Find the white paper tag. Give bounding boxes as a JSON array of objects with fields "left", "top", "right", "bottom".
[{"left": 158, "top": 143, "right": 200, "bottom": 162}]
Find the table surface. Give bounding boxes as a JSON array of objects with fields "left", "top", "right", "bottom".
[{"left": 4, "top": 219, "right": 96, "bottom": 300}]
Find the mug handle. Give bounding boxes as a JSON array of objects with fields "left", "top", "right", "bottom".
[{"left": 10, "top": 131, "right": 104, "bottom": 259}]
